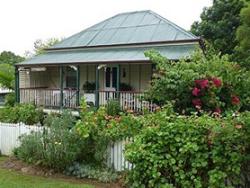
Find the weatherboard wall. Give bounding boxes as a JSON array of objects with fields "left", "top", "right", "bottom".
[{"left": 19, "top": 64, "right": 152, "bottom": 92}]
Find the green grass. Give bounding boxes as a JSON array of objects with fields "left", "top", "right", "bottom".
[{"left": 0, "top": 157, "right": 94, "bottom": 188}]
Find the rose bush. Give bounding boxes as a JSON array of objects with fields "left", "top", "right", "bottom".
[
  {"left": 191, "top": 77, "right": 240, "bottom": 113},
  {"left": 144, "top": 50, "right": 250, "bottom": 114}
]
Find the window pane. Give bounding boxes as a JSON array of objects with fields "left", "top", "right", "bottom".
[
  {"left": 106, "top": 67, "right": 111, "bottom": 87},
  {"left": 112, "top": 67, "right": 117, "bottom": 88}
]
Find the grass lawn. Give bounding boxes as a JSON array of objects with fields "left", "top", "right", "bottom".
[{"left": 0, "top": 157, "right": 94, "bottom": 188}]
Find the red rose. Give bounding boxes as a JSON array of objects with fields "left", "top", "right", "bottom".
[
  {"left": 192, "top": 98, "right": 202, "bottom": 108},
  {"left": 212, "top": 78, "right": 222, "bottom": 88},
  {"left": 192, "top": 87, "right": 200, "bottom": 96},
  {"left": 195, "top": 79, "right": 209, "bottom": 89},
  {"left": 231, "top": 96, "right": 240, "bottom": 105},
  {"left": 214, "top": 107, "right": 221, "bottom": 114}
]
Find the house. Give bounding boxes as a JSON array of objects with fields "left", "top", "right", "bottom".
[{"left": 15, "top": 10, "right": 201, "bottom": 111}]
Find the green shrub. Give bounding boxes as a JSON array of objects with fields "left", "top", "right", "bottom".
[
  {"left": 15, "top": 111, "right": 88, "bottom": 171},
  {"left": 0, "top": 104, "right": 43, "bottom": 125},
  {"left": 18, "top": 104, "right": 44, "bottom": 125},
  {"left": 145, "top": 50, "right": 250, "bottom": 113},
  {"left": 4, "top": 92, "right": 15, "bottom": 107},
  {"left": 106, "top": 99, "right": 122, "bottom": 116},
  {"left": 125, "top": 108, "right": 249, "bottom": 188},
  {"left": 14, "top": 132, "right": 44, "bottom": 164},
  {"left": 0, "top": 107, "right": 19, "bottom": 123},
  {"left": 65, "top": 162, "right": 118, "bottom": 183},
  {"left": 75, "top": 99, "right": 143, "bottom": 165}
]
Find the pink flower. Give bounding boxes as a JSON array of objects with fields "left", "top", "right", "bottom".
[
  {"left": 235, "top": 124, "right": 242, "bottom": 129},
  {"left": 192, "top": 87, "right": 200, "bottom": 96},
  {"left": 212, "top": 78, "right": 222, "bottom": 88},
  {"left": 192, "top": 98, "right": 202, "bottom": 108},
  {"left": 195, "top": 79, "right": 209, "bottom": 89},
  {"left": 231, "top": 96, "right": 240, "bottom": 105},
  {"left": 214, "top": 107, "right": 221, "bottom": 114}
]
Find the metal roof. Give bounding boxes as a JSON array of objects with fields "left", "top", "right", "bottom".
[
  {"left": 17, "top": 10, "right": 200, "bottom": 66},
  {"left": 18, "top": 43, "right": 199, "bottom": 66},
  {"left": 50, "top": 10, "right": 198, "bottom": 49}
]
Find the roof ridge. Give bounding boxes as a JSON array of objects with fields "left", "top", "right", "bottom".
[{"left": 114, "top": 10, "right": 151, "bottom": 16}]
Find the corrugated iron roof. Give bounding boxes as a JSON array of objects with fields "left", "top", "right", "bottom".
[
  {"left": 17, "top": 10, "right": 200, "bottom": 66},
  {"left": 18, "top": 43, "right": 199, "bottom": 66},
  {"left": 50, "top": 10, "right": 197, "bottom": 49}
]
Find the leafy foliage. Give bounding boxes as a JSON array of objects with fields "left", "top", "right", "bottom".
[
  {"left": 106, "top": 99, "right": 122, "bottom": 116},
  {"left": 0, "top": 104, "right": 43, "bottom": 125},
  {"left": 191, "top": 0, "right": 245, "bottom": 55},
  {"left": 0, "top": 51, "right": 24, "bottom": 65},
  {"left": 0, "top": 63, "right": 15, "bottom": 89},
  {"left": 4, "top": 92, "right": 15, "bottom": 107},
  {"left": 0, "top": 51, "right": 24, "bottom": 89},
  {"left": 15, "top": 111, "right": 88, "bottom": 171},
  {"left": 144, "top": 50, "right": 250, "bottom": 113},
  {"left": 65, "top": 163, "right": 118, "bottom": 183},
  {"left": 75, "top": 99, "right": 143, "bottom": 165},
  {"left": 125, "top": 106, "right": 250, "bottom": 188},
  {"left": 235, "top": 2, "right": 250, "bottom": 68},
  {"left": 25, "top": 38, "right": 61, "bottom": 57}
]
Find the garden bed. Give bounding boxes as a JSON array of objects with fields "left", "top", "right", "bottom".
[{"left": 0, "top": 156, "right": 122, "bottom": 188}]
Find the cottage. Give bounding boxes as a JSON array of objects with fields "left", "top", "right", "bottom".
[{"left": 16, "top": 10, "right": 201, "bottom": 111}]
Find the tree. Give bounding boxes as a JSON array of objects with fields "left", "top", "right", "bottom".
[
  {"left": 0, "top": 51, "right": 24, "bottom": 89},
  {"left": 33, "top": 38, "right": 61, "bottom": 55},
  {"left": 25, "top": 38, "right": 61, "bottom": 57},
  {"left": 235, "top": 2, "right": 250, "bottom": 68},
  {"left": 0, "top": 51, "right": 24, "bottom": 65},
  {"left": 191, "top": 0, "right": 245, "bottom": 55}
]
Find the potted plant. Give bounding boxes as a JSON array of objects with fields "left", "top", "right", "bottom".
[{"left": 82, "top": 82, "right": 96, "bottom": 105}]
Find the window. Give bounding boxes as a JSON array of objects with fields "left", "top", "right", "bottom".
[
  {"left": 105, "top": 66, "right": 118, "bottom": 89},
  {"left": 112, "top": 67, "right": 117, "bottom": 88},
  {"left": 65, "top": 67, "right": 76, "bottom": 88},
  {"left": 105, "top": 67, "right": 111, "bottom": 87}
]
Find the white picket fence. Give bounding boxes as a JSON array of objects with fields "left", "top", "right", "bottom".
[
  {"left": 0, "top": 122, "right": 43, "bottom": 155},
  {"left": 107, "top": 139, "right": 133, "bottom": 171},
  {"left": 0, "top": 122, "right": 132, "bottom": 171}
]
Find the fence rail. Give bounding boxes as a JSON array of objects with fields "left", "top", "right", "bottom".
[
  {"left": 20, "top": 88, "right": 78, "bottom": 108},
  {"left": 99, "top": 90, "right": 158, "bottom": 113},
  {"left": 20, "top": 88, "right": 158, "bottom": 112}
]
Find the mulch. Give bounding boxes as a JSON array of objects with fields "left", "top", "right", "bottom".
[{"left": 0, "top": 156, "right": 123, "bottom": 188}]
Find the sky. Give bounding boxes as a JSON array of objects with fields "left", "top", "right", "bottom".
[{"left": 0, "top": 0, "right": 212, "bottom": 56}]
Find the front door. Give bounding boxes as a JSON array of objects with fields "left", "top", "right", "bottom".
[
  {"left": 104, "top": 66, "right": 118, "bottom": 102},
  {"left": 105, "top": 66, "right": 117, "bottom": 91}
]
